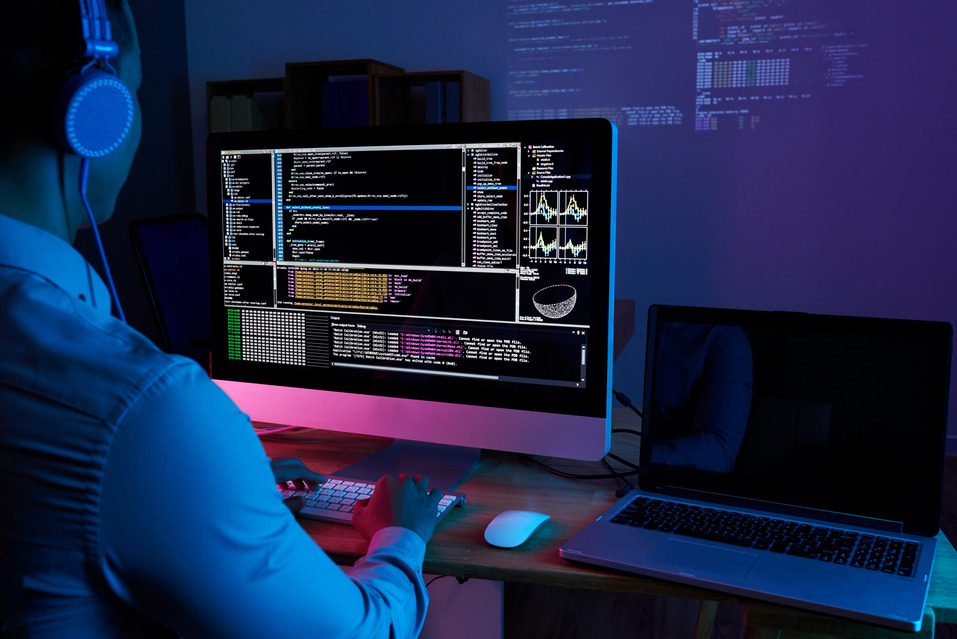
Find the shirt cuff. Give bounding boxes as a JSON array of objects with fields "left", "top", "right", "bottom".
[{"left": 368, "top": 527, "right": 427, "bottom": 565}]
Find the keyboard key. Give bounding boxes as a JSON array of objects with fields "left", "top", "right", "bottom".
[
  {"left": 282, "top": 476, "right": 465, "bottom": 526},
  {"left": 608, "top": 495, "right": 920, "bottom": 576}
]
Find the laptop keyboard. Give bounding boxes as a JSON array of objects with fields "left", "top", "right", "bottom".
[{"left": 611, "top": 496, "right": 920, "bottom": 577}]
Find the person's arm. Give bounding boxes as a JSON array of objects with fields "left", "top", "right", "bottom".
[
  {"left": 651, "top": 325, "right": 753, "bottom": 473},
  {"left": 98, "top": 361, "right": 432, "bottom": 639}
]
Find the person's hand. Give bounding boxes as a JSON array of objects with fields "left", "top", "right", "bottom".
[
  {"left": 270, "top": 457, "right": 327, "bottom": 488},
  {"left": 270, "top": 457, "right": 327, "bottom": 514},
  {"left": 352, "top": 473, "right": 443, "bottom": 544}
]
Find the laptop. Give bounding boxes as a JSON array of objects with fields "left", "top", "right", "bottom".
[{"left": 560, "top": 304, "right": 953, "bottom": 631}]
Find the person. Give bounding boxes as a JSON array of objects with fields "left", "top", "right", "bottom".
[
  {"left": 648, "top": 321, "right": 754, "bottom": 473},
  {"left": 0, "top": 2, "right": 442, "bottom": 637}
]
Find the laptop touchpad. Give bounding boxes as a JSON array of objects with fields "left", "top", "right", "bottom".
[{"left": 651, "top": 539, "right": 758, "bottom": 578}]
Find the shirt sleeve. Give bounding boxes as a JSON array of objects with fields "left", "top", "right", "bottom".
[
  {"left": 97, "top": 360, "right": 429, "bottom": 639},
  {"left": 650, "top": 325, "right": 753, "bottom": 473}
]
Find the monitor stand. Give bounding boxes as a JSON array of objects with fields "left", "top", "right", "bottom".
[{"left": 335, "top": 440, "right": 481, "bottom": 492}]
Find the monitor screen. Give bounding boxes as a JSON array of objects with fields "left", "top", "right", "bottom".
[
  {"left": 206, "top": 118, "right": 618, "bottom": 480},
  {"left": 639, "top": 304, "right": 953, "bottom": 535}
]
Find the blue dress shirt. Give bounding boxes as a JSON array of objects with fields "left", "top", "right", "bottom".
[
  {"left": 0, "top": 214, "right": 428, "bottom": 638},
  {"left": 650, "top": 321, "right": 754, "bottom": 473}
]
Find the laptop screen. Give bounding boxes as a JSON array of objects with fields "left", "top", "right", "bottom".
[{"left": 639, "top": 305, "right": 953, "bottom": 537}]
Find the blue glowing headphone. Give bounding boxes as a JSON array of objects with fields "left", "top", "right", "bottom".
[{"left": 54, "top": 0, "right": 134, "bottom": 159}]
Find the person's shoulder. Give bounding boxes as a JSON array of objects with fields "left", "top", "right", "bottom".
[
  {"left": 1, "top": 280, "right": 200, "bottom": 425},
  {"left": 708, "top": 324, "right": 749, "bottom": 346}
]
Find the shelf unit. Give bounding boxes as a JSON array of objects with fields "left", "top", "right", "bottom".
[
  {"left": 375, "top": 70, "right": 490, "bottom": 125},
  {"left": 206, "top": 77, "right": 285, "bottom": 133},
  {"left": 206, "top": 60, "right": 491, "bottom": 132},
  {"left": 284, "top": 59, "right": 403, "bottom": 129}
]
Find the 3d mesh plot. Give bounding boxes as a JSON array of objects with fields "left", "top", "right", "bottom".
[{"left": 532, "top": 284, "right": 577, "bottom": 319}]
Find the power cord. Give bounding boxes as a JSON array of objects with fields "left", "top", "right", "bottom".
[
  {"left": 612, "top": 388, "right": 642, "bottom": 420},
  {"left": 523, "top": 438, "right": 641, "bottom": 481},
  {"left": 524, "top": 456, "right": 639, "bottom": 481},
  {"left": 602, "top": 458, "right": 634, "bottom": 497},
  {"left": 524, "top": 388, "right": 644, "bottom": 495},
  {"left": 254, "top": 425, "right": 304, "bottom": 436},
  {"left": 425, "top": 574, "right": 470, "bottom": 589}
]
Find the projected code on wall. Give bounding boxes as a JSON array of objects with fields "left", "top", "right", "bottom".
[
  {"left": 692, "top": 0, "right": 868, "bottom": 132},
  {"left": 505, "top": 0, "right": 870, "bottom": 133}
]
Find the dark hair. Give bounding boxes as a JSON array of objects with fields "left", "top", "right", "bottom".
[{"left": 0, "top": 0, "right": 132, "bottom": 149}]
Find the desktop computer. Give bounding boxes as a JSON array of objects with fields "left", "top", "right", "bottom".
[{"left": 206, "top": 118, "right": 618, "bottom": 489}]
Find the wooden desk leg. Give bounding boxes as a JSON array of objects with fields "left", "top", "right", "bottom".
[{"left": 694, "top": 600, "right": 720, "bottom": 639}]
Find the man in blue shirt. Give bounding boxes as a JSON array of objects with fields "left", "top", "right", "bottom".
[
  {"left": 0, "top": 2, "right": 442, "bottom": 637},
  {"left": 649, "top": 322, "right": 754, "bottom": 473}
]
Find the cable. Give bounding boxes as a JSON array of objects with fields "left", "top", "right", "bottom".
[
  {"left": 607, "top": 452, "right": 639, "bottom": 471},
  {"left": 523, "top": 455, "right": 639, "bottom": 481},
  {"left": 612, "top": 388, "right": 642, "bottom": 419},
  {"left": 523, "top": 418, "right": 643, "bottom": 485},
  {"left": 602, "top": 458, "right": 634, "bottom": 497},
  {"left": 254, "top": 425, "right": 305, "bottom": 436},
  {"left": 612, "top": 428, "right": 641, "bottom": 438},
  {"left": 79, "top": 158, "right": 125, "bottom": 322},
  {"left": 425, "top": 574, "right": 470, "bottom": 589}
]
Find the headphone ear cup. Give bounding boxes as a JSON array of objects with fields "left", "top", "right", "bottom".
[{"left": 54, "top": 66, "right": 134, "bottom": 159}]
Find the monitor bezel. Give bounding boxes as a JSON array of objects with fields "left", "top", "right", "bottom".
[{"left": 205, "top": 118, "right": 617, "bottom": 461}]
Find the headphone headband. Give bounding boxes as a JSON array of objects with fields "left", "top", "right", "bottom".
[
  {"left": 78, "top": 0, "right": 119, "bottom": 59},
  {"left": 54, "top": 0, "right": 134, "bottom": 159}
]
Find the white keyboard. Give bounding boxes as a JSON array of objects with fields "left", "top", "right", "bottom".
[{"left": 279, "top": 477, "right": 465, "bottom": 525}]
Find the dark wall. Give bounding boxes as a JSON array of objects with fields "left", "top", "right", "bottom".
[
  {"left": 75, "top": 0, "right": 196, "bottom": 346},
  {"left": 182, "top": 1, "right": 957, "bottom": 447}
]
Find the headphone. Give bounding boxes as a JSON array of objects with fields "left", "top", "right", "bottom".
[
  {"left": 53, "top": 0, "right": 135, "bottom": 159},
  {"left": 54, "top": 0, "right": 132, "bottom": 322}
]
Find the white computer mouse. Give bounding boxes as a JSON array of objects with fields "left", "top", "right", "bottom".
[{"left": 484, "top": 510, "right": 550, "bottom": 548}]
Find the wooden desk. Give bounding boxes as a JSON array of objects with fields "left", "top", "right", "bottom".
[{"left": 258, "top": 409, "right": 957, "bottom": 639}]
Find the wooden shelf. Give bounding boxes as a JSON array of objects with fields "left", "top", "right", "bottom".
[
  {"left": 284, "top": 59, "right": 403, "bottom": 129},
  {"left": 375, "top": 70, "right": 490, "bottom": 125},
  {"left": 209, "top": 60, "right": 491, "bottom": 132},
  {"left": 206, "top": 77, "right": 285, "bottom": 132}
]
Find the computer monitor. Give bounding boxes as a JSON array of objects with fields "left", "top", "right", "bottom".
[{"left": 206, "top": 118, "right": 617, "bottom": 489}]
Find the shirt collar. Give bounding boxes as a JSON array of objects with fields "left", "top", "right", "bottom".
[{"left": 0, "top": 213, "right": 113, "bottom": 315}]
